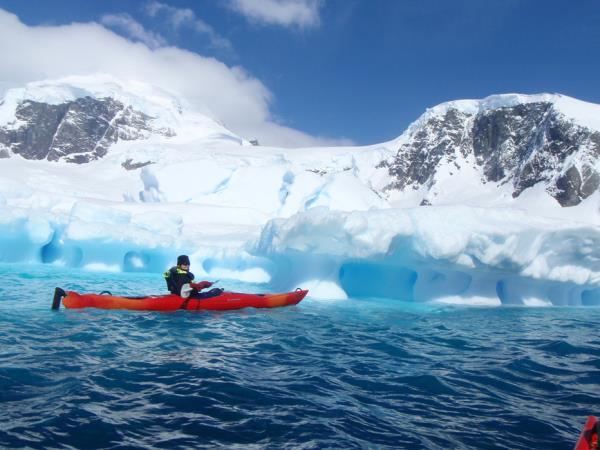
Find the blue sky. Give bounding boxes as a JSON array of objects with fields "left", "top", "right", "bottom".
[{"left": 1, "top": 0, "right": 599, "bottom": 146}]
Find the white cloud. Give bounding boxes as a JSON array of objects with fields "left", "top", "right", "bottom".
[
  {"left": 227, "top": 0, "right": 322, "bottom": 28},
  {"left": 100, "top": 13, "right": 166, "bottom": 49},
  {"left": 0, "top": 9, "right": 349, "bottom": 147},
  {"left": 144, "top": 1, "right": 233, "bottom": 51},
  {"left": 145, "top": 1, "right": 194, "bottom": 28}
]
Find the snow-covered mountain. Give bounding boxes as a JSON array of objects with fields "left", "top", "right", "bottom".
[
  {"left": 381, "top": 94, "right": 600, "bottom": 207},
  {"left": 0, "top": 75, "right": 244, "bottom": 163},
  {"left": 1, "top": 75, "right": 599, "bottom": 306},
  {"left": 3, "top": 78, "right": 599, "bottom": 211}
]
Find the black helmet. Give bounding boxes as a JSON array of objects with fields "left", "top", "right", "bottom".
[{"left": 177, "top": 255, "right": 190, "bottom": 266}]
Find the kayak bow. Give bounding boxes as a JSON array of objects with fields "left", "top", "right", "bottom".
[{"left": 575, "top": 416, "right": 599, "bottom": 450}]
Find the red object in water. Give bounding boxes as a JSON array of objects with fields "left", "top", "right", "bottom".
[
  {"left": 59, "top": 289, "right": 308, "bottom": 311},
  {"left": 575, "top": 416, "right": 599, "bottom": 450}
]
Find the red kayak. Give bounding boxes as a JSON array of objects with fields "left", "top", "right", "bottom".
[
  {"left": 575, "top": 416, "right": 599, "bottom": 450},
  {"left": 52, "top": 287, "right": 308, "bottom": 312}
]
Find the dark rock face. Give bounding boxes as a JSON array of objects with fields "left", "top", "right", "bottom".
[
  {"left": 384, "top": 101, "right": 600, "bottom": 206},
  {"left": 472, "top": 103, "right": 550, "bottom": 183},
  {"left": 0, "top": 97, "right": 175, "bottom": 163},
  {"left": 121, "top": 158, "right": 153, "bottom": 170},
  {"left": 384, "top": 108, "right": 472, "bottom": 191}
]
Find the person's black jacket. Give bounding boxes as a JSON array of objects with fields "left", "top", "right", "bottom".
[{"left": 163, "top": 266, "right": 194, "bottom": 296}]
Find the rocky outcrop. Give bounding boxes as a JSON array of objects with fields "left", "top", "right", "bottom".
[
  {"left": 382, "top": 101, "right": 600, "bottom": 206},
  {"left": 0, "top": 97, "right": 175, "bottom": 163},
  {"left": 121, "top": 158, "right": 153, "bottom": 170}
]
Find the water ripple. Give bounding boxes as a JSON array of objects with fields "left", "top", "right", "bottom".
[{"left": 1, "top": 266, "right": 600, "bottom": 448}]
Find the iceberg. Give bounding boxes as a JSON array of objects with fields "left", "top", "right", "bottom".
[
  {"left": 1, "top": 193, "right": 598, "bottom": 305},
  {"left": 253, "top": 206, "right": 600, "bottom": 306}
]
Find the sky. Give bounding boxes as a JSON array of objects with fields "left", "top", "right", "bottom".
[{"left": 0, "top": 0, "right": 599, "bottom": 147}]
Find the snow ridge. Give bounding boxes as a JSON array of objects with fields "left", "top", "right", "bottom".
[{"left": 417, "top": 93, "right": 600, "bottom": 132}]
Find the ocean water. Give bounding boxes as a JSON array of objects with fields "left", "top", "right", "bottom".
[{"left": 1, "top": 264, "right": 599, "bottom": 449}]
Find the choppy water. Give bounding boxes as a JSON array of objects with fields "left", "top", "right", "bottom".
[{"left": 1, "top": 264, "right": 599, "bottom": 449}]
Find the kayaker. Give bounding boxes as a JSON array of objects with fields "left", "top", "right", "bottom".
[{"left": 164, "top": 255, "right": 222, "bottom": 299}]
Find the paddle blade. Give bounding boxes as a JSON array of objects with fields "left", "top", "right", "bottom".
[{"left": 180, "top": 283, "right": 193, "bottom": 298}]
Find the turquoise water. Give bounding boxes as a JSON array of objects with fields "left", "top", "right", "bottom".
[{"left": 1, "top": 264, "right": 599, "bottom": 449}]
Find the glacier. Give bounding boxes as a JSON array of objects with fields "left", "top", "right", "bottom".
[{"left": 1, "top": 76, "right": 600, "bottom": 306}]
